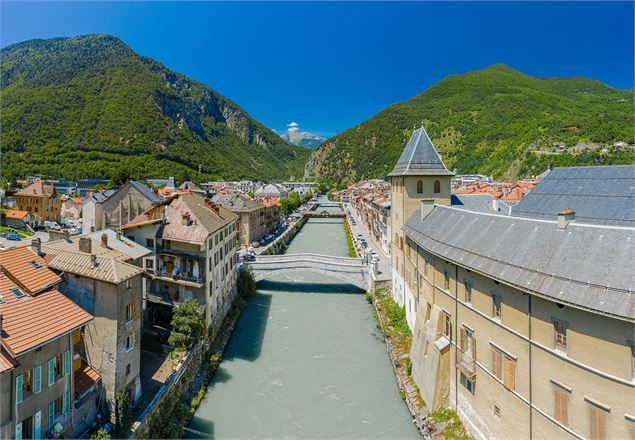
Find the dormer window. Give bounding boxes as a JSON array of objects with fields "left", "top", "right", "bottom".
[
  {"left": 30, "top": 260, "right": 42, "bottom": 269},
  {"left": 182, "top": 213, "right": 191, "bottom": 226},
  {"left": 12, "top": 288, "right": 25, "bottom": 298},
  {"left": 0, "top": 295, "right": 5, "bottom": 304}
]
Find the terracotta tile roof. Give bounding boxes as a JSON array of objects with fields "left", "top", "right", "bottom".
[
  {"left": 74, "top": 359, "right": 101, "bottom": 399},
  {"left": 16, "top": 181, "right": 56, "bottom": 197},
  {"left": 0, "top": 247, "right": 62, "bottom": 294},
  {"left": 0, "top": 274, "right": 93, "bottom": 355},
  {"left": 5, "top": 210, "right": 29, "bottom": 220}
]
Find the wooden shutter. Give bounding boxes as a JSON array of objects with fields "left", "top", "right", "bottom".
[
  {"left": 459, "top": 328, "right": 466, "bottom": 352},
  {"left": 63, "top": 350, "right": 71, "bottom": 376},
  {"left": 589, "top": 405, "right": 607, "bottom": 440},
  {"left": 503, "top": 356, "right": 515, "bottom": 389},
  {"left": 132, "top": 302, "right": 137, "bottom": 319},
  {"left": 48, "top": 358, "right": 55, "bottom": 386},
  {"left": 491, "top": 349, "right": 502, "bottom": 380},
  {"left": 553, "top": 387, "right": 569, "bottom": 426},
  {"left": 15, "top": 374, "right": 23, "bottom": 404},
  {"left": 34, "top": 365, "right": 41, "bottom": 395}
]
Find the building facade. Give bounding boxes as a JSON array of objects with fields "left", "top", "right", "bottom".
[
  {"left": 389, "top": 127, "right": 635, "bottom": 440},
  {"left": 15, "top": 181, "right": 62, "bottom": 224}
]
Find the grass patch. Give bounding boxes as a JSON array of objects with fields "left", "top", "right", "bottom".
[
  {"left": 430, "top": 407, "right": 473, "bottom": 440},
  {"left": 379, "top": 297, "right": 412, "bottom": 337},
  {"left": 342, "top": 220, "right": 357, "bottom": 257},
  {"left": 403, "top": 357, "right": 412, "bottom": 376},
  {"left": 0, "top": 225, "right": 32, "bottom": 238}
]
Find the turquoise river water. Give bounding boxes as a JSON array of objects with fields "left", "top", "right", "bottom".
[{"left": 187, "top": 199, "right": 419, "bottom": 439}]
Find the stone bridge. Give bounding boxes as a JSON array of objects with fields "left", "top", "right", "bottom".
[
  {"left": 305, "top": 210, "right": 346, "bottom": 218},
  {"left": 247, "top": 253, "right": 374, "bottom": 291}
]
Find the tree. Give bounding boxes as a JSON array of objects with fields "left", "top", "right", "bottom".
[
  {"left": 247, "top": 191, "right": 255, "bottom": 198},
  {"left": 168, "top": 298, "right": 206, "bottom": 350},
  {"left": 109, "top": 168, "right": 131, "bottom": 187},
  {"left": 115, "top": 387, "right": 131, "bottom": 437},
  {"left": 237, "top": 268, "right": 257, "bottom": 297},
  {"left": 90, "top": 428, "right": 111, "bottom": 440}
]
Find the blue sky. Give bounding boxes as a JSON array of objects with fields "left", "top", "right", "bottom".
[{"left": 2, "top": 1, "right": 633, "bottom": 138}]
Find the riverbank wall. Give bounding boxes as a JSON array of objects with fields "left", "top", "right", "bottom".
[{"left": 261, "top": 215, "right": 308, "bottom": 255}]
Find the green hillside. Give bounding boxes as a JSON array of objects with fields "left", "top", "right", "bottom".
[
  {"left": 0, "top": 35, "right": 311, "bottom": 182},
  {"left": 306, "top": 64, "right": 634, "bottom": 181}
]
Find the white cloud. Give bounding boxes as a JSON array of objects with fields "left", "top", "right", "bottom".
[{"left": 286, "top": 121, "right": 300, "bottom": 132}]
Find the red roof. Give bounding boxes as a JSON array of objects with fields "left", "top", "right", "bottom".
[
  {"left": 5, "top": 210, "right": 29, "bottom": 220},
  {"left": 0, "top": 247, "right": 62, "bottom": 294},
  {"left": 0, "top": 274, "right": 93, "bottom": 355}
]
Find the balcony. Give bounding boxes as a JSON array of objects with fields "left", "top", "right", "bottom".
[
  {"left": 153, "top": 270, "right": 205, "bottom": 288},
  {"left": 156, "top": 245, "right": 205, "bottom": 260},
  {"left": 456, "top": 349, "right": 476, "bottom": 379},
  {"left": 145, "top": 289, "right": 180, "bottom": 306}
]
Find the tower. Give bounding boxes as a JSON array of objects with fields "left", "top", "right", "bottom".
[{"left": 388, "top": 124, "right": 453, "bottom": 319}]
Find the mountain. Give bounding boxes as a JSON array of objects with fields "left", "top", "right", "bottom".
[
  {"left": 281, "top": 130, "right": 326, "bottom": 149},
  {"left": 0, "top": 35, "right": 311, "bottom": 182},
  {"left": 305, "top": 64, "right": 634, "bottom": 181}
]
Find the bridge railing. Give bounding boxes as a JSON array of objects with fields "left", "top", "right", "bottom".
[{"left": 255, "top": 252, "right": 365, "bottom": 264}]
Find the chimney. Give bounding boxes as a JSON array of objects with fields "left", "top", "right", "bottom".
[
  {"left": 90, "top": 254, "right": 97, "bottom": 267},
  {"left": 79, "top": 236, "right": 92, "bottom": 254},
  {"left": 116, "top": 232, "right": 122, "bottom": 241},
  {"left": 182, "top": 212, "right": 190, "bottom": 226},
  {"left": 421, "top": 199, "right": 435, "bottom": 220},
  {"left": 101, "top": 233, "right": 108, "bottom": 247},
  {"left": 31, "top": 237, "right": 42, "bottom": 255},
  {"left": 558, "top": 208, "right": 575, "bottom": 229},
  {"left": 492, "top": 198, "right": 500, "bottom": 212}
]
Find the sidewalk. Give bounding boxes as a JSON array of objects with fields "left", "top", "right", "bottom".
[{"left": 344, "top": 203, "right": 392, "bottom": 282}]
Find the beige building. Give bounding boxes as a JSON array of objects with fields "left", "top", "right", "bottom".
[
  {"left": 214, "top": 194, "right": 269, "bottom": 247},
  {"left": 15, "top": 181, "right": 62, "bottom": 224},
  {"left": 122, "top": 193, "right": 240, "bottom": 336},
  {"left": 390, "top": 127, "right": 635, "bottom": 440}
]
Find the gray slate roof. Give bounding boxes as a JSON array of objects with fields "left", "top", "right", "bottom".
[
  {"left": 388, "top": 126, "right": 454, "bottom": 177},
  {"left": 451, "top": 194, "right": 512, "bottom": 216},
  {"left": 85, "top": 229, "right": 151, "bottom": 260},
  {"left": 404, "top": 205, "right": 635, "bottom": 320},
  {"left": 213, "top": 194, "right": 263, "bottom": 213},
  {"left": 512, "top": 166, "right": 635, "bottom": 227},
  {"left": 130, "top": 181, "right": 164, "bottom": 203}
]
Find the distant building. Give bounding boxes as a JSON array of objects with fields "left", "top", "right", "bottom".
[
  {"left": 82, "top": 181, "right": 163, "bottom": 233},
  {"left": 3, "top": 210, "right": 31, "bottom": 229},
  {"left": 254, "top": 183, "right": 289, "bottom": 200},
  {"left": 76, "top": 179, "right": 109, "bottom": 196},
  {"left": 15, "top": 181, "right": 62, "bottom": 224},
  {"left": 213, "top": 194, "right": 268, "bottom": 247},
  {"left": 61, "top": 197, "right": 83, "bottom": 220}
]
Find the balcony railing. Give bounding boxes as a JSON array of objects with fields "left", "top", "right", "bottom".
[
  {"left": 146, "top": 289, "right": 180, "bottom": 306},
  {"left": 154, "top": 270, "right": 205, "bottom": 287},
  {"left": 156, "top": 246, "right": 205, "bottom": 260},
  {"left": 456, "top": 349, "right": 476, "bottom": 379}
]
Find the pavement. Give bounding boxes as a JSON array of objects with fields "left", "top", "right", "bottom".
[
  {"left": 344, "top": 203, "right": 392, "bottom": 282},
  {"left": 0, "top": 231, "right": 48, "bottom": 251}
]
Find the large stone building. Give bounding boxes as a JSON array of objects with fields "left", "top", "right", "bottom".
[
  {"left": 122, "top": 193, "right": 239, "bottom": 335},
  {"left": 0, "top": 247, "right": 98, "bottom": 440},
  {"left": 390, "top": 126, "right": 635, "bottom": 440},
  {"left": 40, "top": 235, "right": 146, "bottom": 406},
  {"left": 15, "top": 181, "right": 62, "bottom": 224},
  {"left": 213, "top": 194, "right": 269, "bottom": 247},
  {"left": 82, "top": 181, "right": 163, "bottom": 233}
]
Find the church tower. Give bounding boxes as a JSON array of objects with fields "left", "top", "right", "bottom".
[{"left": 388, "top": 124, "right": 453, "bottom": 316}]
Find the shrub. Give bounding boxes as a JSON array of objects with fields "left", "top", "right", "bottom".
[
  {"left": 168, "top": 299, "right": 206, "bottom": 351},
  {"left": 189, "top": 387, "right": 207, "bottom": 416},
  {"left": 404, "top": 357, "right": 412, "bottom": 376},
  {"left": 380, "top": 297, "right": 412, "bottom": 336},
  {"left": 237, "top": 268, "right": 257, "bottom": 297},
  {"left": 89, "top": 428, "right": 111, "bottom": 440},
  {"left": 210, "top": 352, "right": 222, "bottom": 366}
]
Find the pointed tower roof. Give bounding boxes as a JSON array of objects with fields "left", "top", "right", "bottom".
[{"left": 388, "top": 126, "right": 453, "bottom": 177}]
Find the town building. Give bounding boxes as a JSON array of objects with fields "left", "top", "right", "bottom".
[
  {"left": 82, "top": 181, "right": 163, "bottom": 233},
  {"left": 2, "top": 210, "right": 31, "bottom": 230},
  {"left": 213, "top": 194, "right": 269, "bottom": 247},
  {"left": 0, "top": 246, "right": 98, "bottom": 440},
  {"left": 61, "top": 197, "right": 84, "bottom": 220},
  {"left": 40, "top": 235, "right": 146, "bottom": 406},
  {"left": 15, "top": 181, "right": 62, "bottom": 225},
  {"left": 122, "top": 193, "right": 239, "bottom": 336},
  {"left": 389, "top": 126, "right": 635, "bottom": 440},
  {"left": 254, "top": 183, "right": 289, "bottom": 200}
]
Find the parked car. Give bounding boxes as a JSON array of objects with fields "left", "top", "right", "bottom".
[
  {"left": 44, "top": 221, "right": 61, "bottom": 230},
  {"left": 6, "top": 233, "right": 21, "bottom": 241},
  {"left": 242, "top": 254, "right": 256, "bottom": 262}
]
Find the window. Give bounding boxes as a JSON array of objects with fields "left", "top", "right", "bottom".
[
  {"left": 442, "top": 312, "right": 452, "bottom": 339},
  {"left": 30, "top": 260, "right": 42, "bottom": 269},
  {"left": 12, "top": 288, "right": 25, "bottom": 298},
  {"left": 553, "top": 384, "right": 570, "bottom": 426},
  {"left": 146, "top": 259, "right": 154, "bottom": 269},
  {"left": 491, "top": 347, "right": 516, "bottom": 390},
  {"left": 63, "top": 350, "right": 70, "bottom": 376},
  {"left": 416, "top": 180, "right": 423, "bottom": 194},
  {"left": 553, "top": 319, "right": 568, "bottom": 350},
  {"left": 425, "top": 303, "right": 432, "bottom": 322},
  {"left": 126, "top": 364, "right": 131, "bottom": 376},
  {"left": 492, "top": 294, "right": 502, "bottom": 319},
  {"left": 146, "top": 238, "right": 154, "bottom": 248},
  {"left": 460, "top": 327, "right": 474, "bottom": 356},
  {"left": 434, "top": 180, "right": 441, "bottom": 194},
  {"left": 48, "top": 396, "right": 63, "bottom": 426},
  {"left": 126, "top": 334, "right": 134, "bottom": 351},
  {"left": 443, "top": 271, "right": 450, "bottom": 290},
  {"left": 20, "top": 415, "right": 33, "bottom": 439},
  {"left": 464, "top": 281, "right": 472, "bottom": 303},
  {"left": 64, "top": 390, "right": 71, "bottom": 414},
  {"left": 16, "top": 374, "right": 23, "bottom": 404},
  {"left": 126, "top": 279, "right": 131, "bottom": 290},
  {"left": 588, "top": 403, "right": 608, "bottom": 440},
  {"left": 460, "top": 372, "right": 475, "bottom": 394},
  {"left": 126, "top": 304, "right": 132, "bottom": 322},
  {"left": 34, "top": 365, "right": 42, "bottom": 395}
]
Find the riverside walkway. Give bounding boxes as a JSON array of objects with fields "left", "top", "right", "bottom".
[{"left": 248, "top": 253, "right": 374, "bottom": 291}]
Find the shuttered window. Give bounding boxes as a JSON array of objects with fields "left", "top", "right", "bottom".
[
  {"left": 48, "top": 358, "right": 55, "bottom": 386},
  {"left": 588, "top": 404, "right": 607, "bottom": 440},
  {"left": 63, "top": 350, "right": 71, "bottom": 376},
  {"left": 553, "top": 385, "right": 570, "bottom": 426},
  {"left": 34, "top": 365, "right": 42, "bottom": 395},
  {"left": 132, "top": 302, "right": 137, "bottom": 320},
  {"left": 16, "top": 374, "right": 23, "bottom": 404},
  {"left": 443, "top": 313, "right": 452, "bottom": 339},
  {"left": 553, "top": 319, "right": 568, "bottom": 350},
  {"left": 491, "top": 346, "right": 515, "bottom": 390}
]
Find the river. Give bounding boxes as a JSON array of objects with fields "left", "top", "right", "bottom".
[{"left": 188, "top": 199, "right": 419, "bottom": 439}]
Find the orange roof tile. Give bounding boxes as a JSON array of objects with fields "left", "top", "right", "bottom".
[
  {"left": 0, "top": 345, "right": 18, "bottom": 373},
  {"left": 0, "top": 274, "right": 93, "bottom": 355},
  {"left": 5, "top": 210, "right": 29, "bottom": 220},
  {"left": 74, "top": 359, "right": 101, "bottom": 399},
  {"left": 0, "top": 247, "right": 62, "bottom": 294}
]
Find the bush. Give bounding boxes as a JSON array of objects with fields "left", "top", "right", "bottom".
[
  {"left": 210, "top": 352, "right": 222, "bottom": 366},
  {"left": 89, "top": 428, "right": 111, "bottom": 440},
  {"left": 115, "top": 387, "right": 131, "bottom": 437},
  {"left": 237, "top": 268, "right": 257, "bottom": 297},
  {"left": 168, "top": 299, "right": 206, "bottom": 351},
  {"left": 365, "top": 291, "right": 373, "bottom": 303},
  {"left": 343, "top": 220, "right": 357, "bottom": 258},
  {"left": 189, "top": 387, "right": 207, "bottom": 416},
  {"left": 380, "top": 297, "right": 412, "bottom": 336},
  {"left": 404, "top": 357, "right": 412, "bottom": 376}
]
